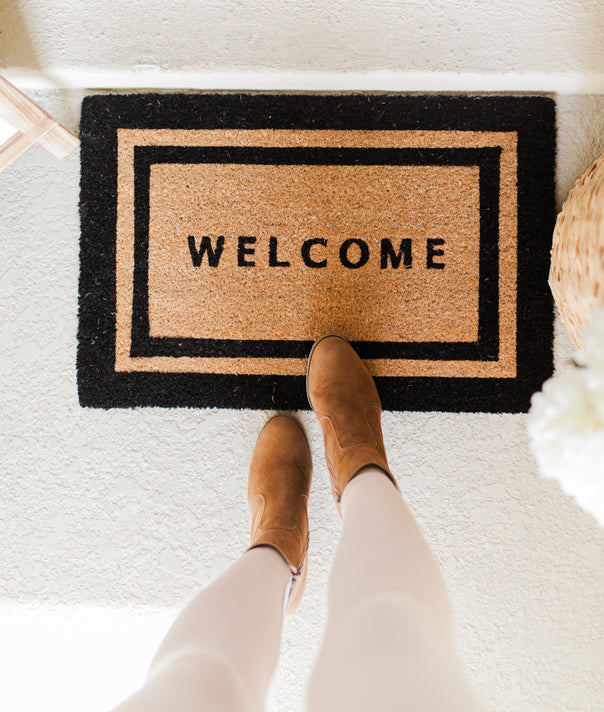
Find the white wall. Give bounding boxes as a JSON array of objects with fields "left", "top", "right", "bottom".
[{"left": 3, "top": 0, "right": 604, "bottom": 91}]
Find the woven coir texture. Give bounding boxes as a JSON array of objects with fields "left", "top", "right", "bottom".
[{"left": 78, "top": 93, "right": 555, "bottom": 412}]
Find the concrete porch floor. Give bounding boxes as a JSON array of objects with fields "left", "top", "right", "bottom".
[{"left": 0, "top": 88, "right": 603, "bottom": 712}]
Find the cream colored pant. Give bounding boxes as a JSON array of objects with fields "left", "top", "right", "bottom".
[{"left": 112, "top": 470, "right": 486, "bottom": 712}]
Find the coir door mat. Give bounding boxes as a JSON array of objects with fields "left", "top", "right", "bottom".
[{"left": 78, "top": 93, "right": 555, "bottom": 412}]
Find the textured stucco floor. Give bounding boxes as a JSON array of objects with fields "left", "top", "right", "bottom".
[{"left": 1, "top": 90, "right": 603, "bottom": 712}]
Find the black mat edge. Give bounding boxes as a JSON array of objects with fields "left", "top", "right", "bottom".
[{"left": 77, "top": 93, "right": 556, "bottom": 413}]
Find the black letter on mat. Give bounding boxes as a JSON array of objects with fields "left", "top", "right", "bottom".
[
  {"left": 238, "top": 236, "right": 257, "bottom": 267},
  {"left": 380, "top": 238, "right": 412, "bottom": 269},
  {"left": 427, "top": 238, "right": 446, "bottom": 269},
  {"left": 269, "top": 236, "right": 290, "bottom": 267},
  {"left": 340, "top": 238, "right": 369, "bottom": 269},
  {"left": 188, "top": 235, "right": 225, "bottom": 267},
  {"left": 301, "top": 238, "right": 328, "bottom": 268}
]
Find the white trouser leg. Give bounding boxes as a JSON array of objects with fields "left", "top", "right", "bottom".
[
  {"left": 306, "top": 469, "right": 486, "bottom": 712},
  {"left": 112, "top": 546, "right": 291, "bottom": 712}
]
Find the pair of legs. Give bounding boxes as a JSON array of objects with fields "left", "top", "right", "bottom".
[{"left": 112, "top": 338, "right": 485, "bottom": 712}]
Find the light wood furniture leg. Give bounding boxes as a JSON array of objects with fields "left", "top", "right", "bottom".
[{"left": 0, "top": 74, "right": 79, "bottom": 173}]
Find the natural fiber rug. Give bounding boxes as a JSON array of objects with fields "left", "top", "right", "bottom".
[{"left": 78, "top": 93, "right": 555, "bottom": 412}]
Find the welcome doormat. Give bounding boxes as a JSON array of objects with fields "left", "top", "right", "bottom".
[{"left": 78, "top": 93, "right": 555, "bottom": 412}]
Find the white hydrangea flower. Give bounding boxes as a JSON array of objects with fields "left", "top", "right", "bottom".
[{"left": 527, "top": 307, "right": 604, "bottom": 526}]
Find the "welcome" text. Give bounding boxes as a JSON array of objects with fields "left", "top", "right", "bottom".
[{"left": 187, "top": 236, "right": 446, "bottom": 270}]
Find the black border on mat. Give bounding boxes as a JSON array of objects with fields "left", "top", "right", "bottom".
[
  {"left": 78, "top": 93, "right": 555, "bottom": 412},
  {"left": 131, "top": 144, "right": 501, "bottom": 362}
]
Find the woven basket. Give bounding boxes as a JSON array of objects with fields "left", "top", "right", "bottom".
[{"left": 550, "top": 153, "right": 604, "bottom": 348}]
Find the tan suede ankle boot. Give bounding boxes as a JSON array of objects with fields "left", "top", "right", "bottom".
[
  {"left": 306, "top": 335, "right": 399, "bottom": 516},
  {"left": 246, "top": 415, "right": 312, "bottom": 614}
]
